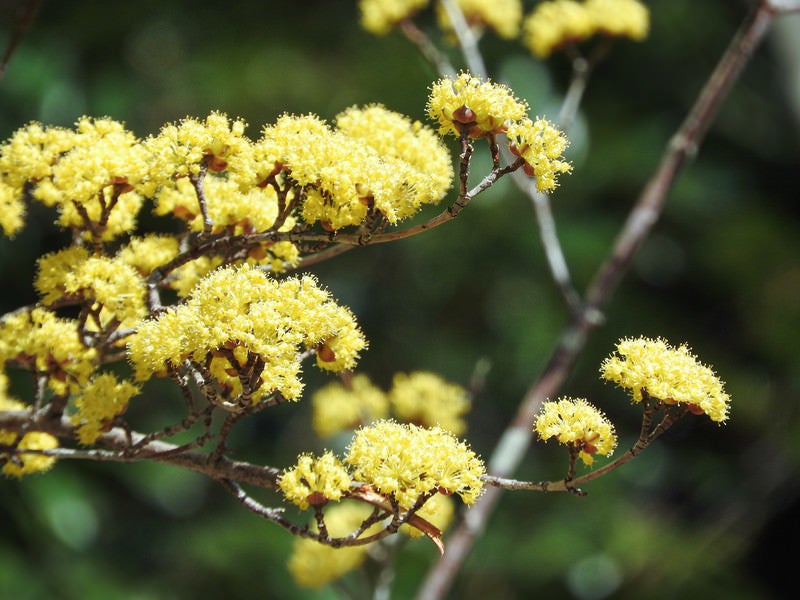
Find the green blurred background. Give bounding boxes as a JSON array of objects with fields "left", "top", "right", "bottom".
[{"left": 1, "top": 1, "right": 799, "bottom": 598}]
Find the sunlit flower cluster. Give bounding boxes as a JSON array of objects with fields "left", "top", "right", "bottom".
[
  {"left": 428, "top": 72, "right": 528, "bottom": 138},
  {"left": 345, "top": 419, "right": 485, "bottom": 508},
  {"left": 71, "top": 373, "right": 140, "bottom": 445},
  {"left": 507, "top": 117, "right": 572, "bottom": 191},
  {"left": 287, "top": 502, "right": 378, "bottom": 588},
  {"left": 257, "top": 107, "right": 452, "bottom": 230},
  {"left": 0, "top": 308, "right": 97, "bottom": 396},
  {"left": 35, "top": 249, "right": 147, "bottom": 330},
  {"left": 311, "top": 374, "right": 389, "bottom": 438},
  {"left": 279, "top": 451, "right": 354, "bottom": 510},
  {"left": 359, "top": 0, "right": 428, "bottom": 34},
  {"left": 523, "top": 0, "right": 649, "bottom": 58},
  {"left": 436, "top": 0, "right": 523, "bottom": 40},
  {"left": 535, "top": 397, "right": 617, "bottom": 466},
  {"left": 127, "top": 264, "right": 365, "bottom": 403},
  {"left": 601, "top": 337, "right": 731, "bottom": 422},
  {"left": 0, "top": 373, "right": 59, "bottom": 477}
]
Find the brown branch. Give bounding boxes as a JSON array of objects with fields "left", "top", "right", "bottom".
[
  {"left": 0, "top": 0, "right": 41, "bottom": 85},
  {"left": 414, "top": 4, "right": 780, "bottom": 599}
]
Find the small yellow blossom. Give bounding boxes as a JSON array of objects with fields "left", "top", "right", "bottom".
[
  {"left": 506, "top": 117, "right": 572, "bottom": 191},
  {"left": 585, "top": 0, "right": 649, "bottom": 40},
  {"left": 0, "top": 375, "right": 59, "bottom": 477},
  {"left": 127, "top": 265, "right": 366, "bottom": 403},
  {"left": 437, "top": 0, "right": 522, "bottom": 40},
  {"left": 312, "top": 374, "right": 389, "bottom": 438},
  {"left": 287, "top": 502, "right": 377, "bottom": 588},
  {"left": 345, "top": 419, "right": 484, "bottom": 508},
  {"left": 279, "top": 451, "right": 353, "bottom": 510},
  {"left": 359, "top": 0, "right": 429, "bottom": 35},
  {"left": 389, "top": 371, "right": 470, "bottom": 434},
  {"left": 71, "top": 373, "right": 140, "bottom": 445},
  {"left": 535, "top": 397, "right": 617, "bottom": 466},
  {"left": 601, "top": 337, "right": 731, "bottom": 422},
  {"left": 144, "top": 111, "right": 253, "bottom": 188},
  {"left": 0, "top": 180, "right": 25, "bottom": 236},
  {"left": 35, "top": 251, "right": 148, "bottom": 329},
  {"left": 427, "top": 72, "right": 528, "bottom": 138},
  {"left": 522, "top": 0, "right": 649, "bottom": 59},
  {"left": 116, "top": 235, "right": 180, "bottom": 277},
  {"left": 522, "top": 0, "right": 594, "bottom": 58},
  {"left": 0, "top": 308, "right": 97, "bottom": 396},
  {"left": 30, "top": 117, "right": 148, "bottom": 241}
]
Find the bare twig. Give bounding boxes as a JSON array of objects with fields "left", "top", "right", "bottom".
[{"left": 0, "top": 0, "right": 41, "bottom": 84}]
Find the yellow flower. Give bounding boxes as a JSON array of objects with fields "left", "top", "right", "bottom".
[
  {"left": 427, "top": 72, "right": 528, "bottom": 138},
  {"left": 585, "top": 0, "right": 649, "bottom": 40},
  {"left": 0, "top": 308, "right": 97, "bottom": 396},
  {"left": 522, "top": 0, "right": 649, "bottom": 59},
  {"left": 335, "top": 104, "right": 453, "bottom": 223},
  {"left": 126, "top": 265, "right": 366, "bottom": 403},
  {"left": 400, "top": 492, "right": 455, "bottom": 538},
  {"left": 35, "top": 250, "right": 148, "bottom": 329},
  {"left": 345, "top": 419, "right": 484, "bottom": 508},
  {"left": 30, "top": 117, "right": 147, "bottom": 241},
  {"left": 522, "top": 0, "right": 594, "bottom": 58},
  {"left": 279, "top": 451, "right": 353, "bottom": 510},
  {"left": 311, "top": 374, "right": 389, "bottom": 438},
  {"left": 506, "top": 117, "right": 572, "bottom": 191},
  {"left": 359, "top": 0, "right": 429, "bottom": 35},
  {"left": 71, "top": 373, "right": 140, "bottom": 445},
  {"left": 437, "top": 0, "right": 523, "bottom": 40},
  {"left": 116, "top": 235, "right": 180, "bottom": 277},
  {"left": 287, "top": 502, "right": 377, "bottom": 588},
  {"left": 0, "top": 374, "right": 59, "bottom": 477},
  {"left": 389, "top": 371, "right": 470, "bottom": 434},
  {"left": 601, "top": 337, "right": 731, "bottom": 422},
  {"left": 0, "top": 179, "right": 25, "bottom": 236},
  {"left": 535, "top": 397, "right": 617, "bottom": 466}
]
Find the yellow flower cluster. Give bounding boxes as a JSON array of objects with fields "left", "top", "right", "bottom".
[
  {"left": 311, "top": 374, "right": 389, "bottom": 438},
  {"left": 436, "top": 0, "right": 523, "bottom": 40},
  {"left": 126, "top": 264, "right": 366, "bottom": 403},
  {"left": 400, "top": 492, "right": 455, "bottom": 538},
  {"left": 258, "top": 106, "right": 452, "bottom": 230},
  {"left": 0, "top": 373, "right": 59, "bottom": 477},
  {"left": 359, "top": 0, "right": 429, "bottom": 35},
  {"left": 287, "top": 502, "right": 378, "bottom": 588},
  {"left": 601, "top": 337, "right": 731, "bottom": 422},
  {"left": 0, "top": 308, "right": 97, "bottom": 396},
  {"left": 428, "top": 72, "right": 571, "bottom": 190},
  {"left": 389, "top": 371, "right": 470, "bottom": 434},
  {"left": 523, "top": 0, "right": 649, "bottom": 58},
  {"left": 345, "top": 419, "right": 484, "bottom": 508},
  {"left": 428, "top": 72, "right": 528, "bottom": 139},
  {"left": 71, "top": 373, "right": 140, "bottom": 445},
  {"left": 36, "top": 248, "right": 147, "bottom": 330},
  {"left": 506, "top": 117, "right": 572, "bottom": 191},
  {"left": 278, "top": 451, "right": 353, "bottom": 510},
  {"left": 534, "top": 397, "right": 617, "bottom": 466}
]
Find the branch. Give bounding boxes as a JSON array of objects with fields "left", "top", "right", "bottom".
[{"left": 414, "top": 3, "right": 781, "bottom": 598}]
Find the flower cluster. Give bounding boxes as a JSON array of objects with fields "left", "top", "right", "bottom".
[
  {"left": 359, "top": 0, "right": 429, "bottom": 35},
  {"left": 534, "top": 397, "right": 617, "bottom": 466},
  {"left": 601, "top": 337, "right": 731, "bottom": 422},
  {"left": 345, "top": 419, "right": 485, "bottom": 508},
  {"left": 0, "top": 308, "right": 97, "bottom": 396},
  {"left": 428, "top": 72, "right": 571, "bottom": 190},
  {"left": 71, "top": 374, "right": 140, "bottom": 445},
  {"left": 436, "top": 0, "right": 523, "bottom": 40},
  {"left": 311, "top": 371, "right": 470, "bottom": 438},
  {"left": 0, "top": 373, "right": 59, "bottom": 477},
  {"left": 311, "top": 374, "right": 389, "bottom": 437},
  {"left": 127, "top": 264, "right": 365, "bottom": 404},
  {"left": 278, "top": 451, "right": 353, "bottom": 510},
  {"left": 522, "top": 0, "right": 649, "bottom": 58}
]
